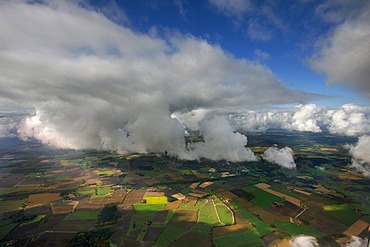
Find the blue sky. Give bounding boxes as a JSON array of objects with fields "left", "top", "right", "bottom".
[{"left": 87, "top": 0, "right": 369, "bottom": 107}]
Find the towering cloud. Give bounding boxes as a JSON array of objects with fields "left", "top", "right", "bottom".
[
  {"left": 263, "top": 146, "right": 296, "bottom": 169},
  {"left": 0, "top": 1, "right": 314, "bottom": 161},
  {"left": 190, "top": 116, "right": 258, "bottom": 162}
]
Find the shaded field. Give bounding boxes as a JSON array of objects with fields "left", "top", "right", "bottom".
[
  {"left": 155, "top": 209, "right": 197, "bottom": 246},
  {"left": 214, "top": 229, "right": 264, "bottom": 247},
  {"left": 169, "top": 231, "right": 212, "bottom": 247},
  {"left": 0, "top": 223, "right": 18, "bottom": 241},
  {"left": 133, "top": 204, "right": 166, "bottom": 214},
  {"left": 51, "top": 201, "right": 78, "bottom": 214},
  {"left": 275, "top": 221, "right": 323, "bottom": 237},
  {"left": 64, "top": 211, "right": 99, "bottom": 220},
  {"left": 231, "top": 201, "right": 273, "bottom": 237},
  {"left": 20, "top": 215, "right": 46, "bottom": 226},
  {"left": 51, "top": 219, "right": 96, "bottom": 232}
]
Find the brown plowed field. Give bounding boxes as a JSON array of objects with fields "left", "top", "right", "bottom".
[
  {"left": 50, "top": 201, "right": 78, "bottom": 214},
  {"left": 343, "top": 219, "right": 369, "bottom": 236},
  {"left": 28, "top": 193, "right": 61, "bottom": 205}
]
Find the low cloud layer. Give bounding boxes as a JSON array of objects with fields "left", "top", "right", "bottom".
[
  {"left": 0, "top": 1, "right": 318, "bottom": 161},
  {"left": 227, "top": 104, "right": 370, "bottom": 137},
  {"left": 341, "top": 236, "right": 369, "bottom": 247},
  {"left": 346, "top": 135, "right": 370, "bottom": 177},
  {"left": 290, "top": 235, "right": 319, "bottom": 247},
  {"left": 264, "top": 146, "right": 296, "bottom": 169}
]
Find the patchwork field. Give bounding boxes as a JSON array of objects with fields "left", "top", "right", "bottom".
[{"left": 0, "top": 135, "right": 369, "bottom": 246}]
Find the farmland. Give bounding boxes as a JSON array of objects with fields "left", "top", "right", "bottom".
[{"left": 0, "top": 131, "right": 369, "bottom": 246}]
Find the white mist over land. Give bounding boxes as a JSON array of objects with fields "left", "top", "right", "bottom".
[
  {"left": 289, "top": 235, "right": 368, "bottom": 247},
  {"left": 0, "top": 1, "right": 369, "bottom": 173},
  {"left": 290, "top": 235, "right": 319, "bottom": 247}
]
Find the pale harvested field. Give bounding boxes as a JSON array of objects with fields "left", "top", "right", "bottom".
[
  {"left": 51, "top": 201, "right": 78, "bottom": 214},
  {"left": 338, "top": 173, "right": 363, "bottom": 180},
  {"left": 199, "top": 181, "right": 213, "bottom": 188},
  {"left": 187, "top": 192, "right": 204, "bottom": 198},
  {"left": 189, "top": 182, "right": 200, "bottom": 189},
  {"left": 293, "top": 189, "right": 311, "bottom": 196},
  {"left": 144, "top": 191, "right": 164, "bottom": 197},
  {"left": 255, "top": 183, "right": 302, "bottom": 207},
  {"left": 343, "top": 219, "right": 369, "bottom": 236},
  {"left": 269, "top": 239, "right": 290, "bottom": 247},
  {"left": 165, "top": 200, "right": 182, "bottom": 210}
]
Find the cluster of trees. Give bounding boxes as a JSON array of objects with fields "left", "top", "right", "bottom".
[
  {"left": 97, "top": 203, "right": 120, "bottom": 226},
  {"left": 68, "top": 228, "right": 112, "bottom": 247},
  {"left": 11, "top": 210, "right": 36, "bottom": 223},
  {"left": 69, "top": 203, "right": 121, "bottom": 246}
]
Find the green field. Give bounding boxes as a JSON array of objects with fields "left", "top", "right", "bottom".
[
  {"left": 0, "top": 223, "right": 18, "bottom": 240},
  {"left": 144, "top": 196, "right": 168, "bottom": 204},
  {"left": 215, "top": 204, "right": 234, "bottom": 225},
  {"left": 180, "top": 169, "right": 193, "bottom": 175},
  {"left": 275, "top": 221, "right": 323, "bottom": 237},
  {"left": 322, "top": 204, "right": 359, "bottom": 225},
  {"left": 231, "top": 201, "right": 273, "bottom": 237},
  {"left": 133, "top": 204, "right": 166, "bottom": 214},
  {"left": 214, "top": 229, "right": 264, "bottom": 247},
  {"left": 242, "top": 185, "right": 285, "bottom": 209},
  {"left": 76, "top": 188, "right": 113, "bottom": 199},
  {"left": 20, "top": 215, "right": 46, "bottom": 226},
  {"left": 192, "top": 202, "right": 222, "bottom": 234},
  {"left": 64, "top": 211, "right": 100, "bottom": 220},
  {"left": 0, "top": 199, "right": 28, "bottom": 213},
  {"left": 98, "top": 170, "right": 114, "bottom": 176},
  {"left": 181, "top": 188, "right": 191, "bottom": 195}
]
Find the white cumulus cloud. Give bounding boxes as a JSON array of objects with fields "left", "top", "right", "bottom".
[
  {"left": 346, "top": 135, "right": 370, "bottom": 177},
  {"left": 0, "top": 0, "right": 316, "bottom": 160},
  {"left": 190, "top": 116, "right": 258, "bottom": 162},
  {"left": 290, "top": 235, "right": 319, "bottom": 247},
  {"left": 311, "top": 2, "right": 370, "bottom": 98},
  {"left": 264, "top": 146, "right": 296, "bottom": 169}
]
